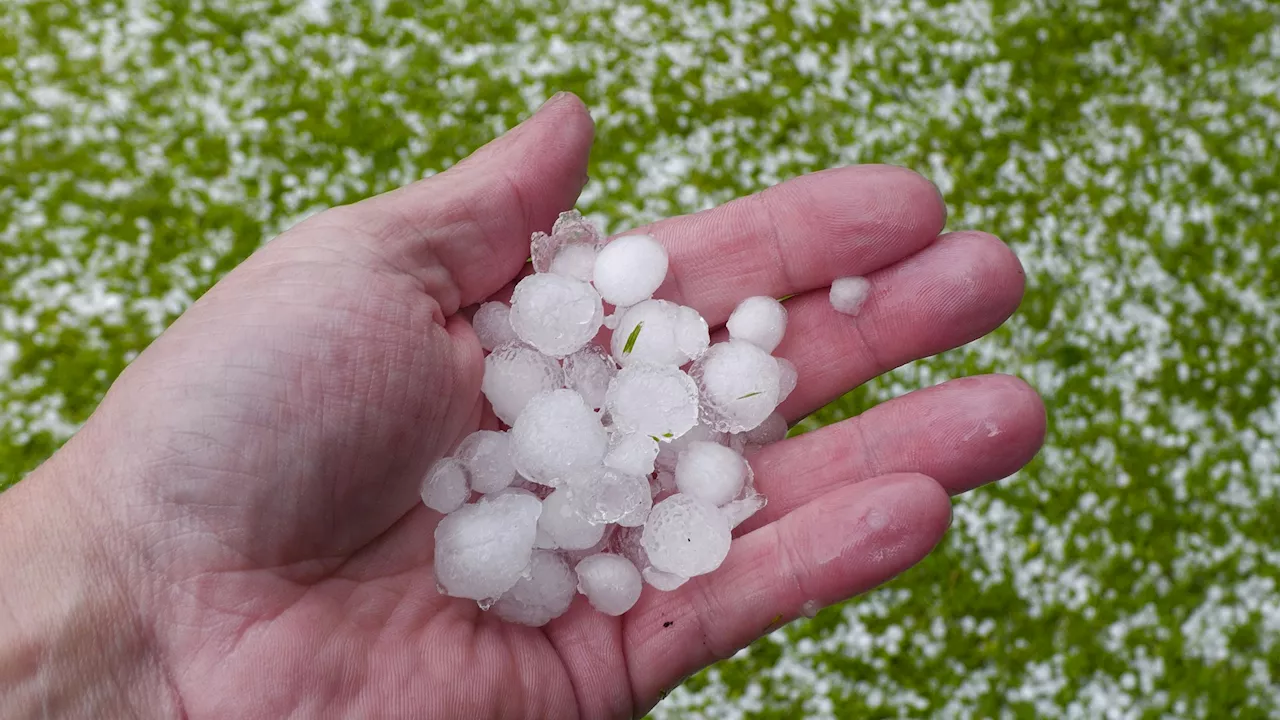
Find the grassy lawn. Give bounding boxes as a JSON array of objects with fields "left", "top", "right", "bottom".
[{"left": 2, "top": 0, "right": 1279, "bottom": 716}]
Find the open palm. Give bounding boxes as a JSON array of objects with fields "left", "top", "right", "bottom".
[{"left": 10, "top": 95, "right": 1044, "bottom": 719}]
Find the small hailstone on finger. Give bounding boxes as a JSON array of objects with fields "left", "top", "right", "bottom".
[
  {"left": 642, "top": 566, "right": 688, "bottom": 591},
  {"left": 563, "top": 344, "right": 617, "bottom": 410},
  {"left": 575, "top": 554, "right": 643, "bottom": 616},
  {"left": 473, "top": 302, "right": 518, "bottom": 352},
  {"left": 642, "top": 493, "right": 732, "bottom": 577},
  {"left": 721, "top": 492, "right": 767, "bottom": 530},
  {"left": 726, "top": 296, "right": 788, "bottom": 353},
  {"left": 511, "top": 389, "right": 608, "bottom": 486},
  {"left": 482, "top": 342, "right": 564, "bottom": 425},
  {"left": 434, "top": 491, "right": 542, "bottom": 601},
  {"left": 455, "top": 430, "right": 517, "bottom": 493},
  {"left": 592, "top": 234, "right": 669, "bottom": 307},
  {"left": 421, "top": 458, "right": 470, "bottom": 513},
  {"left": 674, "top": 441, "right": 750, "bottom": 507},
  {"left": 509, "top": 273, "right": 603, "bottom": 357},
  {"left": 690, "top": 339, "right": 782, "bottom": 433},
  {"left": 830, "top": 276, "right": 871, "bottom": 316},
  {"left": 492, "top": 549, "right": 577, "bottom": 627},
  {"left": 604, "top": 432, "right": 660, "bottom": 477},
  {"left": 538, "top": 488, "right": 606, "bottom": 550}
]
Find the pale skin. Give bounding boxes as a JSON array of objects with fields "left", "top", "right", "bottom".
[{"left": 0, "top": 94, "right": 1046, "bottom": 719}]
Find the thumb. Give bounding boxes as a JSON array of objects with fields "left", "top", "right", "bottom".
[{"left": 331, "top": 92, "right": 595, "bottom": 314}]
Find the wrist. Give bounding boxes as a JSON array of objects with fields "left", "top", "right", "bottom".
[{"left": 0, "top": 440, "right": 181, "bottom": 718}]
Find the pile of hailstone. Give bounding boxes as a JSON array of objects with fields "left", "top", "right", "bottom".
[{"left": 423, "top": 212, "right": 799, "bottom": 626}]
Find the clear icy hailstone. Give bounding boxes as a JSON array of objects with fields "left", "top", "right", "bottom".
[
  {"left": 604, "top": 362, "right": 700, "bottom": 440},
  {"left": 549, "top": 243, "right": 598, "bottom": 282},
  {"left": 538, "top": 488, "right": 606, "bottom": 550},
  {"left": 830, "top": 276, "right": 872, "bottom": 316},
  {"left": 674, "top": 441, "right": 751, "bottom": 507},
  {"left": 563, "top": 344, "right": 617, "bottom": 410},
  {"left": 473, "top": 302, "right": 518, "bottom": 352},
  {"left": 592, "top": 234, "right": 669, "bottom": 308},
  {"left": 742, "top": 411, "right": 788, "bottom": 448},
  {"left": 610, "top": 299, "right": 709, "bottom": 367},
  {"left": 654, "top": 469, "right": 677, "bottom": 493},
  {"left": 655, "top": 421, "right": 726, "bottom": 472},
  {"left": 421, "top": 457, "right": 470, "bottom": 514},
  {"left": 482, "top": 342, "right": 564, "bottom": 426},
  {"left": 775, "top": 357, "right": 798, "bottom": 404},
  {"left": 603, "top": 432, "right": 659, "bottom": 477},
  {"left": 800, "top": 600, "right": 821, "bottom": 618},
  {"left": 531, "top": 211, "right": 604, "bottom": 273},
  {"left": 434, "top": 490, "right": 542, "bottom": 601},
  {"left": 492, "top": 549, "right": 578, "bottom": 627},
  {"left": 726, "top": 296, "right": 788, "bottom": 353},
  {"left": 510, "top": 389, "right": 608, "bottom": 486},
  {"left": 509, "top": 273, "right": 603, "bottom": 358},
  {"left": 642, "top": 494, "right": 733, "bottom": 578},
  {"left": 691, "top": 339, "right": 782, "bottom": 433},
  {"left": 642, "top": 566, "right": 688, "bottom": 591},
  {"left": 575, "top": 554, "right": 643, "bottom": 616},
  {"left": 565, "top": 465, "right": 653, "bottom": 527},
  {"left": 721, "top": 492, "right": 767, "bottom": 530},
  {"left": 455, "top": 430, "right": 517, "bottom": 494},
  {"left": 609, "top": 524, "right": 648, "bottom": 569}
]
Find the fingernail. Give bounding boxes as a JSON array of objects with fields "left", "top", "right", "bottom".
[{"left": 540, "top": 92, "right": 568, "bottom": 111}]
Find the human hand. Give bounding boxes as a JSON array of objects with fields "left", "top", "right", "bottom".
[{"left": 0, "top": 93, "right": 1045, "bottom": 719}]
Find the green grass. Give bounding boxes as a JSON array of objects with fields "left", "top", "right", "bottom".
[{"left": 2, "top": 0, "right": 1279, "bottom": 716}]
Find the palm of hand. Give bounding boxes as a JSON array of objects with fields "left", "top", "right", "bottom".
[{"left": 68, "top": 96, "right": 1044, "bottom": 719}]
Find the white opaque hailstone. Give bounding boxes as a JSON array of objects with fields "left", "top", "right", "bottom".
[
  {"left": 492, "top": 549, "right": 578, "bottom": 627},
  {"left": 726, "top": 296, "right": 788, "bottom": 353},
  {"left": 721, "top": 492, "right": 767, "bottom": 530},
  {"left": 592, "top": 234, "right": 669, "bottom": 307},
  {"left": 559, "top": 526, "right": 616, "bottom": 566},
  {"left": 830, "top": 276, "right": 871, "bottom": 316},
  {"left": 434, "top": 490, "right": 542, "bottom": 601},
  {"left": 482, "top": 342, "right": 564, "bottom": 426},
  {"left": 655, "top": 421, "right": 726, "bottom": 472},
  {"left": 563, "top": 344, "right": 617, "bottom": 410},
  {"left": 421, "top": 457, "right": 470, "bottom": 514},
  {"left": 610, "top": 300, "right": 709, "bottom": 367},
  {"left": 549, "top": 243, "right": 598, "bottom": 282},
  {"left": 604, "top": 432, "right": 659, "bottom": 477},
  {"left": 510, "top": 389, "right": 608, "bottom": 486},
  {"left": 674, "top": 441, "right": 751, "bottom": 507},
  {"left": 509, "top": 273, "right": 603, "bottom": 357},
  {"left": 534, "top": 526, "right": 558, "bottom": 550},
  {"left": 642, "top": 494, "right": 732, "bottom": 577},
  {"left": 690, "top": 340, "right": 782, "bottom": 433},
  {"left": 455, "top": 430, "right": 517, "bottom": 494},
  {"left": 775, "top": 357, "right": 798, "bottom": 404},
  {"left": 742, "top": 411, "right": 788, "bottom": 448},
  {"left": 575, "top": 554, "right": 643, "bottom": 616},
  {"left": 604, "top": 362, "right": 700, "bottom": 440},
  {"left": 642, "top": 566, "right": 689, "bottom": 591},
  {"left": 531, "top": 211, "right": 604, "bottom": 273},
  {"left": 538, "top": 488, "right": 606, "bottom": 550},
  {"left": 473, "top": 302, "right": 518, "bottom": 352},
  {"left": 565, "top": 465, "right": 653, "bottom": 527}
]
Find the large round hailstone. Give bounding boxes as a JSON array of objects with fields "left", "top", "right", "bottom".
[
  {"left": 674, "top": 441, "right": 751, "bottom": 507},
  {"left": 434, "top": 491, "right": 542, "bottom": 601},
  {"left": 604, "top": 362, "right": 700, "bottom": 440},
  {"left": 575, "top": 554, "right": 643, "bottom": 616},
  {"left": 482, "top": 342, "right": 564, "bottom": 426},
  {"left": 642, "top": 494, "right": 732, "bottom": 577},
  {"left": 510, "top": 389, "right": 608, "bottom": 486},
  {"left": 473, "top": 302, "right": 518, "bottom": 352},
  {"left": 565, "top": 466, "right": 653, "bottom": 527},
  {"left": 592, "top": 234, "right": 669, "bottom": 307},
  {"left": 726, "top": 296, "right": 788, "bottom": 353},
  {"left": 421, "top": 457, "right": 470, "bottom": 513},
  {"left": 604, "top": 432, "right": 660, "bottom": 477},
  {"left": 562, "top": 344, "right": 617, "bottom": 410},
  {"left": 610, "top": 300, "right": 709, "bottom": 367},
  {"left": 655, "top": 421, "right": 727, "bottom": 472},
  {"left": 690, "top": 340, "right": 782, "bottom": 433},
  {"left": 509, "top": 273, "right": 603, "bottom": 357},
  {"left": 830, "top": 276, "right": 872, "bottom": 316},
  {"left": 455, "top": 430, "right": 517, "bottom": 493},
  {"left": 492, "top": 549, "right": 577, "bottom": 627},
  {"left": 538, "top": 488, "right": 607, "bottom": 550}
]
